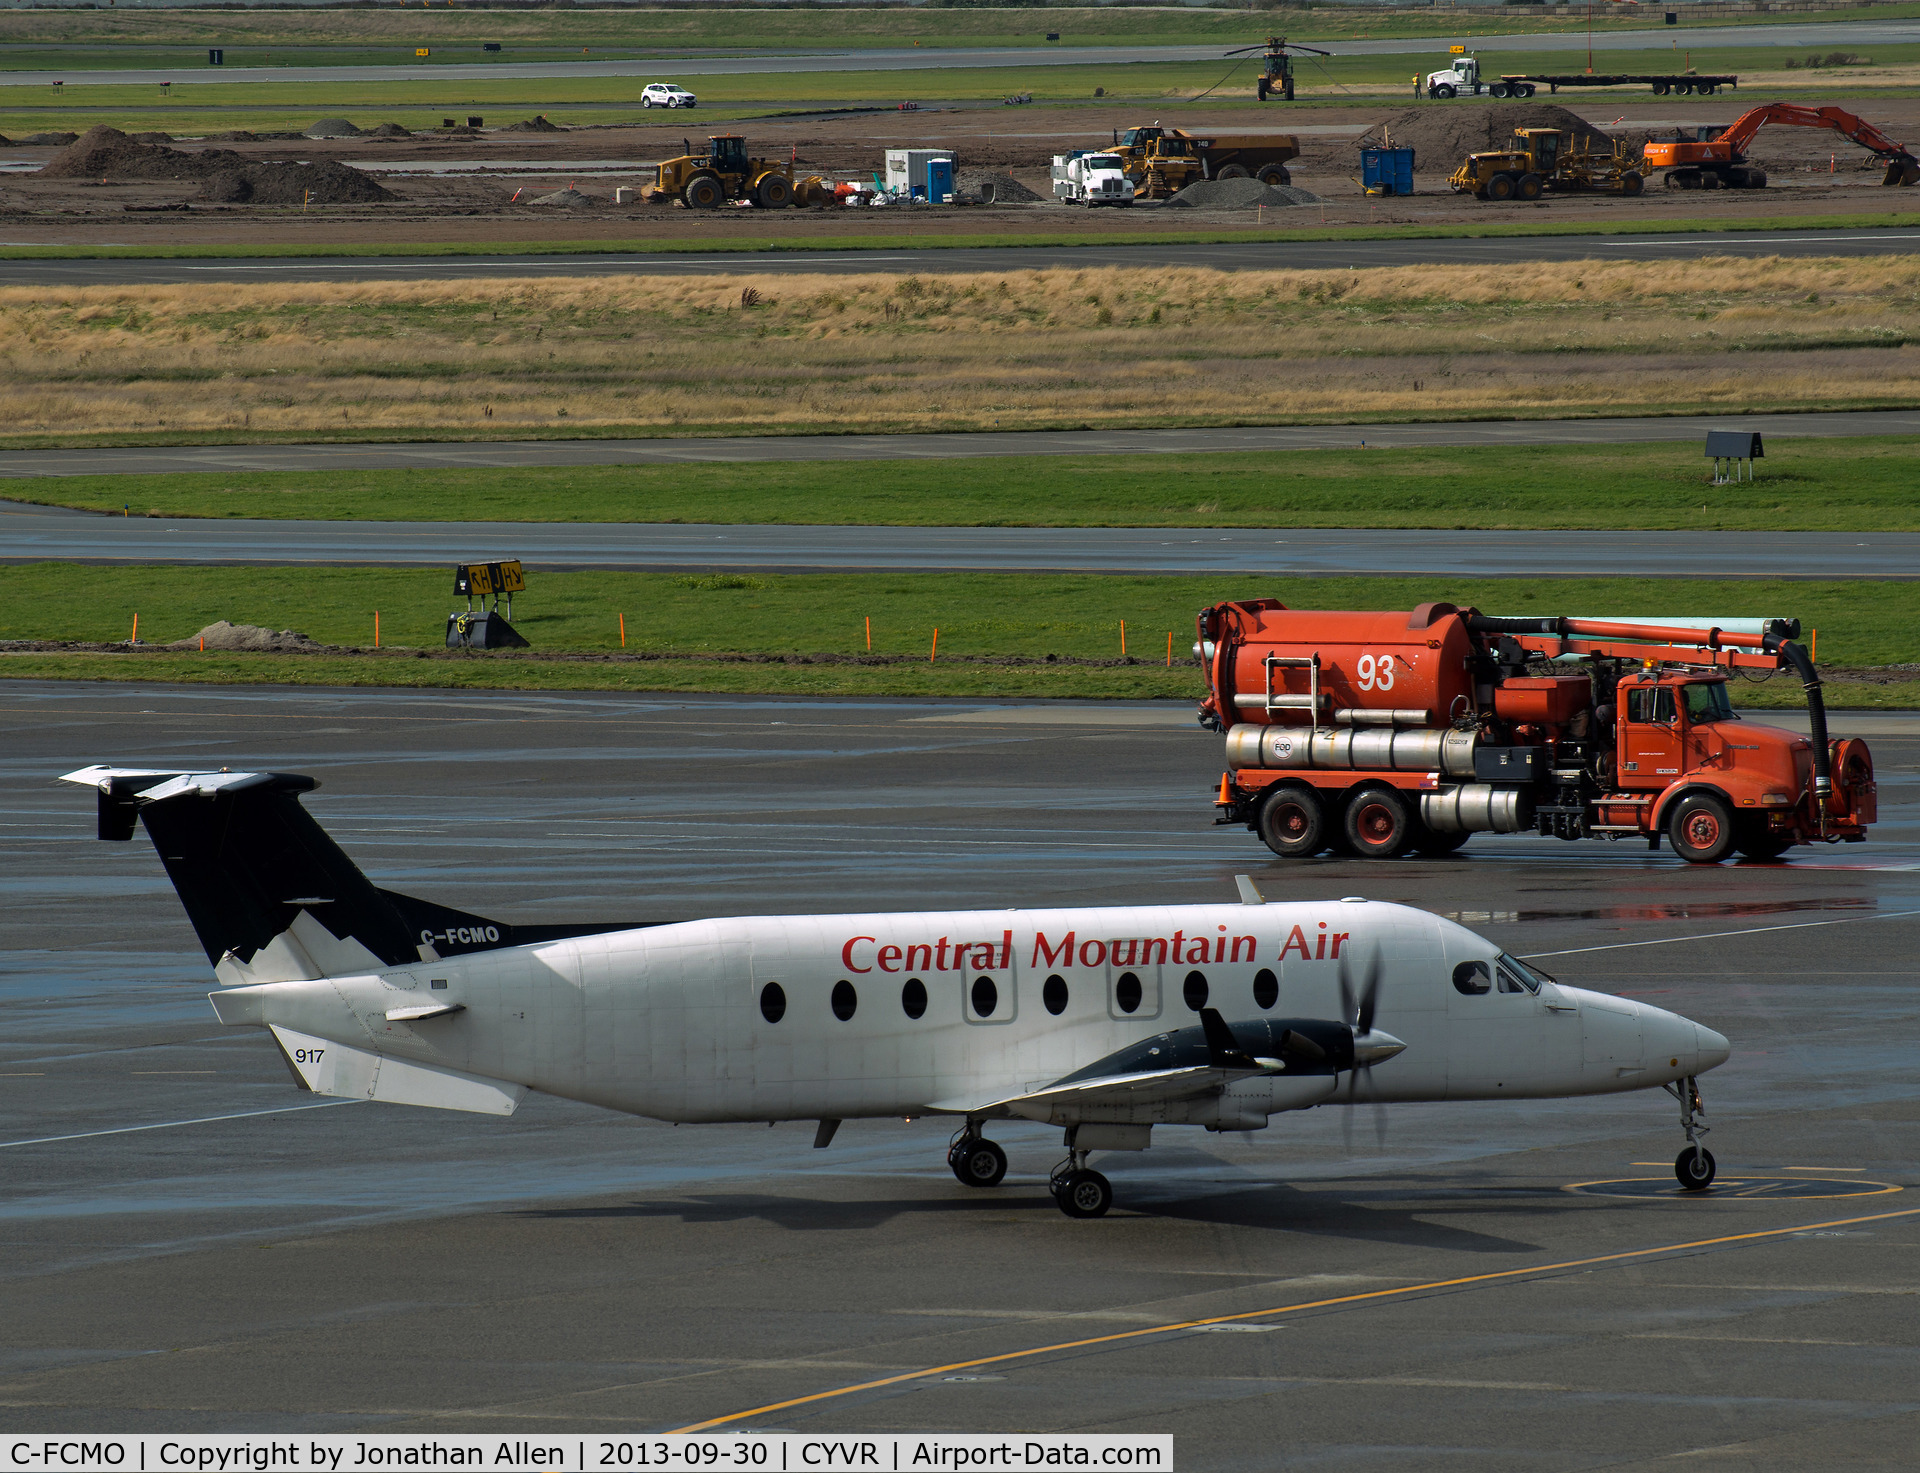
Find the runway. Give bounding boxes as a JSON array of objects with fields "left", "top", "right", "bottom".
[
  {"left": 5, "top": 21, "right": 1919, "bottom": 85},
  {"left": 1, "top": 681, "right": 1915, "bottom": 1456},
  {"left": 3, "top": 408, "right": 1915, "bottom": 481},
  {"left": 3, "top": 507, "right": 1914, "bottom": 577},
  {"left": 10, "top": 226, "right": 1920, "bottom": 287}
]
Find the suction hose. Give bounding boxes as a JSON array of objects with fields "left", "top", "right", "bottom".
[{"left": 1771, "top": 638, "right": 1831, "bottom": 802}]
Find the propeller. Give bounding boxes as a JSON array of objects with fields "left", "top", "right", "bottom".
[
  {"left": 1224, "top": 37, "right": 1333, "bottom": 57},
  {"left": 1336, "top": 946, "right": 1403, "bottom": 1152}
]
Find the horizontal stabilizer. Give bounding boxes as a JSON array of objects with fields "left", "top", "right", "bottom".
[{"left": 270, "top": 1025, "right": 523, "bottom": 1116}]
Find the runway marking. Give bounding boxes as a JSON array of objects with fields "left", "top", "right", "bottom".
[
  {"left": 668, "top": 1202, "right": 1920, "bottom": 1433},
  {"left": 1523, "top": 907, "right": 1920, "bottom": 959},
  {"left": 1565, "top": 1176, "right": 1900, "bottom": 1200},
  {"left": 0, "top": 1098, "right": 357, "bottom": 1149}
]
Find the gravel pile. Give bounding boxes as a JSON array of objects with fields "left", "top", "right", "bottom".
[
  {"left": 170, "top": 621, "right": 322, "bottom": 653},
  {"left": 503, "top": 115, "right": 564, "bottom": 132},
  {"left": 1360, "top": 102, "right": 1610, "bottom": 166},
  {"left": 367, "top": 121, "right": 413, "bottom": 137},
  {"left": 200, "top": 159, "right": 396, "bottom": 205},
  {"left": 527, "top": 187, "right": 597, "bottom": 208},
  {"left": 957, "top": 168, "right": 1042, "bottom": 204},
  {"left": 1164, "top": 177, "right": 1321, "bottom": 210},
  {"left": 303, "top": 117, "right": 362, "bottom": 138}
]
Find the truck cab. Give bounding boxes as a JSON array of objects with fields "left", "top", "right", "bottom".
[
  {"left": 1051, "top": 152, "right": 1136, "bottom": 206},
  {"left": 1425, "top": 57, "right": 1481, "bottom": 98}
]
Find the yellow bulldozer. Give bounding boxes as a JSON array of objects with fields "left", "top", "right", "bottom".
[
  {"left": 652, "top": 134, "right": 828, "bottom": 208},
  {"left": 1448, "top": 126, "right": 1645, "bottom": 201}
]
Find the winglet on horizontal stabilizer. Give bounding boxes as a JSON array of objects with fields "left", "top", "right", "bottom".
[
  {"left": 61, "top": 763, "right": 639, "bottom": 980},
  {"left": 270, "top": 1025, "right": 524, "bottom": 1115}
]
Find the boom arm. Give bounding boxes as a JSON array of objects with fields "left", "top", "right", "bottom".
[{"left": 1709, "top": 103, "right": 1913, "bottom": 162}]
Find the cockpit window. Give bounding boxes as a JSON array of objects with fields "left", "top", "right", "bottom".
[
  {"left": 1451, "top": 960, "right": 1491, "bottom": 995},
  {"left": 1682, "top": 682, "right": 1735, "bottom": 724},
  {"left": 1496, "top": 953, "right": 1554, "bottom": 994}
]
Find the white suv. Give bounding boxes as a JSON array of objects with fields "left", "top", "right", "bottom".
[{"left": 641, "top": 84, "right": 697, "bottom": 110}]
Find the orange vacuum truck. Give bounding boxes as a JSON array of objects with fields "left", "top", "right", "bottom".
[
  {"left": 1196, "top": 602, "right": 1876, "bottom": 863},
  {"left": 1642, "top": 102, "right": 1920, "bottom": 188}
]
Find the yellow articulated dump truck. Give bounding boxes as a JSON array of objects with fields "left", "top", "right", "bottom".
[
  {"left": 1109, "top": 123, "right": 1300, "bottom": 199},
  {"left": 651, "top": 135, "right": 831, "bottom": 209},
  {"left": 1448, "top": 127, "right": 1645, "bottom": 201}
]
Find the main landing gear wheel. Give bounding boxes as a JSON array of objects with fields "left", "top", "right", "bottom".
[
  {"left": 1054, "top": 1169, "right": 1113, "bottom": 1218},
  {"left": 949, "top": 1135, "right": 1007, "bottom": 1188},
  {"left": 1669, "top": 792, "right": 1736, "bottom": 864},
  {"left": 1675, "top": 1147, "right": 1717, "bottom": 1190},
  {"left": 1257, "top": 785, "right": 1327, "bottom": 858}
]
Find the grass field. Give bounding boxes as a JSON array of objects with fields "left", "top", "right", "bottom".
[
  {"left": 4, "top": 567, "right": 1911, "bottom": 707},
  {"left": 5, "top": 39, "right": 1919, "bottom": 135},
  {"left": 5, "top": 257, "right": 1918, "bottom": 443},
  {"left": 16, "top": 437, "right": 1920, "bottom": 532},
  {"left": 6, "top": 5, "right": 1910, "bottom": 61}
]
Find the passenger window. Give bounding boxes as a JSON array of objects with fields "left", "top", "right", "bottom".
[
  {"left": 1253, "top": 968, "right": 1278, "bottom": 1010},
  {"left": 1182, "top": 971, "right": 1209, "bottom": 1010},
  {"left": 901, "top": 977, "right": 927, "bottom": 1019},
  {"left": 1114, "top": 972, "right": 1142, "bottom": 1014},
  {"left": 1043, "top": 974, "right": 1068, "bottom": 1015},
  {"left": 971, "top": 975, "right": 998, "bottom": 1018},
  {"left": 759, "top": 982, "right": 786, "bottom": 1023},
  {"left": 1626, "top": 686, "right": 1675, "bottom": 724},
  {"left": 1451, "top": 960, "right": 1491, "bottom": 995},
  {"left": 831, "top": 980, "right": 858, "bottom": 1021}
]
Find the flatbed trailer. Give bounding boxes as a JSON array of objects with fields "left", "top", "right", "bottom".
[{"left": 1495, "top": 72, "right": 1738, "bottom": 97}]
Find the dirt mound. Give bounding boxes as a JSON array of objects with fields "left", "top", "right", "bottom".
[
  {"left": 208, "top": 130, "right": 259, "bottom": 143},
  {"left": 528, "top": 187, "right": 597, "bottom": 208},
  {"left": 367, "top": 121, "right": 413, "bottom": 137},
  {"left": 171, "top": 621, "right": 322, "bottom": 653},
  {"left": 20, "top": 131, "right": 78, "bottom": 147},
  {"left": 130, "top": 131, "right": 175, "bottom": 145},
  {"left": 502, "top": 114, "right": 564, "bottom": 132},
  {"left": 200, "top": 159, "right": 396, "bottom": 205},
  {"left": 40, "top": 126, "right": 217, "bottom": 180},
  {"left": 1165, "top": 177, "right": 1321, "bottom": 210},
  {"left": 1361, "top": 102, "right": 1611, "bottom": 168},
  {"left": 303, "top": 117, "right": 362, "bottom": 138},
  {"left": 958, "top": 168, "right": 1041, "bottom": 204},
  {"left": 0, "top": 135, "right": 11, "bottom": 148}
]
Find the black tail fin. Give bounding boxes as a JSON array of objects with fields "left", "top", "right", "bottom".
[{"left": 65, "top": 766, "right": 633, "bottom": 973}]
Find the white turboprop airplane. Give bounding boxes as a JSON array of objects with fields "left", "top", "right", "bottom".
[{"left": 64, "top": 765, "right": 1732, "bottom": 1218}]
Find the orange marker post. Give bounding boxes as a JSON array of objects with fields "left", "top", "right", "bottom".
[
  {"left": 865, "top": 616, "right": 871, "bottom": 652},
  {"left": 619, "top": 612, "right": 627, "bottom": 648},
  {"left": 374, "top": 611, "right": 380, "bottom": 649},
  {"left": 1166, "top": 631, "right": 1172, "bottom": 667},
  {"left": 130, "top": 613, "right": 138, "bottom": 644},
  {"left": 1120, "top": 620, "right": 1126, "bottom": 657},
  {"left": 930, "top": 628, "right": 939, "bottom": 663},
  {"left": 1811, "top": 628, "right": 1817, "bottom": 662},
  {"left": 199, "top": 635, "right": 205, "bottom": 652}
]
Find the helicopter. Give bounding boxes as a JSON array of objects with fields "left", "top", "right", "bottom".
[{"left": 1224, "top": 35, "right": 1333, "bottom": 103}]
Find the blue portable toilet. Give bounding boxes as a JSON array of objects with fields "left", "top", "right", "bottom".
[
  {"left": 1361, "top": 146, "right": 1415, "bottom": 197},
  {"left": 927, "top": 157, "right": 954, "bottom": 203}
]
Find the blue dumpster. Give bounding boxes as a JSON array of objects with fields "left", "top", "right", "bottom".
[{"left": 1361, "top": 146, "right": 1415, "bottom": 197}]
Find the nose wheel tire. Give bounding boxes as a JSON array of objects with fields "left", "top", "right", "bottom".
[
  {"left": 1668, "top": 792, "right": 1736, "bottom": 864},
  {"left": 1053, "top": 1168, "right": 1113, "bottom": 1218},
  {"left": 1257, "top": 784, "right": 1327, "bottom": 858},
  {"left": 950, "top": 1136, "right": 1007, "bottom": 1188},
  {"left": 1675, "top": 1147, "right": 1717, "bottom": 1191}
]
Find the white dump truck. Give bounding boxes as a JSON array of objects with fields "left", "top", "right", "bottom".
[{"left": 1050, "top": 152, "right": 1137, "bottom": 206}]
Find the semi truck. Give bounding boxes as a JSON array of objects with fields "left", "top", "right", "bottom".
[
  {"left": 1051, "top": 151, "right": 1137, "bottom": 206},
  {"left": 1195, "top": 601, "right": 1875, "bottom": 863},
  {"left": 1422, "top": 55, "right": 1737, "bottom": 99}
]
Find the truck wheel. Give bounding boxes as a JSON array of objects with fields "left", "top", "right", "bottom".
[
  {"left": 1486, "top": 172, "right": 1516, "bottom": 202},
  {"left": 1621, "top": 171, "right": 1645, "bottom": 196},
  {"left": 1344, "top": 786, "right": 1413, "bottom": 859},
  {"left": 683, "top": 173, "right": 724, "bottom": 209},
  {"left": 1516, "top": 172, "right": 1543, "bottom": 201},
  {"left": 755, "top": 174, "right": 793, "bottom": 209},
  {"left": 1490, "top": 82, "right": 1510, "bottom": 99},
  {"left": 1653, "top": 81, "right": 1670, "bottom": 95},
  {"left": 1217, "top": 164, "right": 1250, "bottom": 179},
  {"left": 1736, "top": 827, "right": 1792, "bottom": 861},
  {"left": 1668, "top": 793, "right": 1736, "bottom": 864},
  {"left": 1256, "top": 163, "right": 1291, "bottom": 186},
  {"left": 1435, "top": 84, "right": 1456, "bottom": 99},
  {"left": 1257, "top": 785, "right": 1327, "bottom": 859},
  {"left": 1520, "top": 83, "right": 1537, "bottom": 98},
  {"left": 1411, "top": 823, "right": 1470, "bottom": 857}
]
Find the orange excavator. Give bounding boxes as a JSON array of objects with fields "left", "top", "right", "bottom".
[{"left": 1643, "top": 103, "right": 1920, "bottom": 190}]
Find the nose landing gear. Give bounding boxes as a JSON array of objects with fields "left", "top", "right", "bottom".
[
  {"left": 1049, "top": 1148, "right": 1114, "bottom": 1218},
  {"left": 1666, "top": 1076, "right": 1716, "bottom": 1190},
  {"left": 948, "top": 1127, "right": 1008, "bottom": 1188}
]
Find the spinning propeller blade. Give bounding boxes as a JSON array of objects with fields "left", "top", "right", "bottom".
[{"left": 1337, "top": 947, "right": 1394, "bottom": 1152}]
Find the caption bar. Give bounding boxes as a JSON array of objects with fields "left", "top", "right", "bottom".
[{"left": 5, "top": 1439, "right": 1172, "bottom": 1473}]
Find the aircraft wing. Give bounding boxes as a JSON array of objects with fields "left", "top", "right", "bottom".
[{"left": 931, "top": 1064, "right": 1259, "bottom": 1121}]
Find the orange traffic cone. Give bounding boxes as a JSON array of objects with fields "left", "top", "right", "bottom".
[{"left": 1215, "top": 773, "right": 1233, "bottom": 806}]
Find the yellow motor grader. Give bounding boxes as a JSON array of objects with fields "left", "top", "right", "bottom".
[
  {"left": 1448, "top": 127, "right": 1645, "bottom": 202},
  {"left": 652, "top": 135, "right": 829, "bottom": 208}
]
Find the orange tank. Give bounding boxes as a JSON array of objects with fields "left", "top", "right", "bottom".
[{"left": 1202, "top": 600, "right": 1477, "bottom": 728}]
